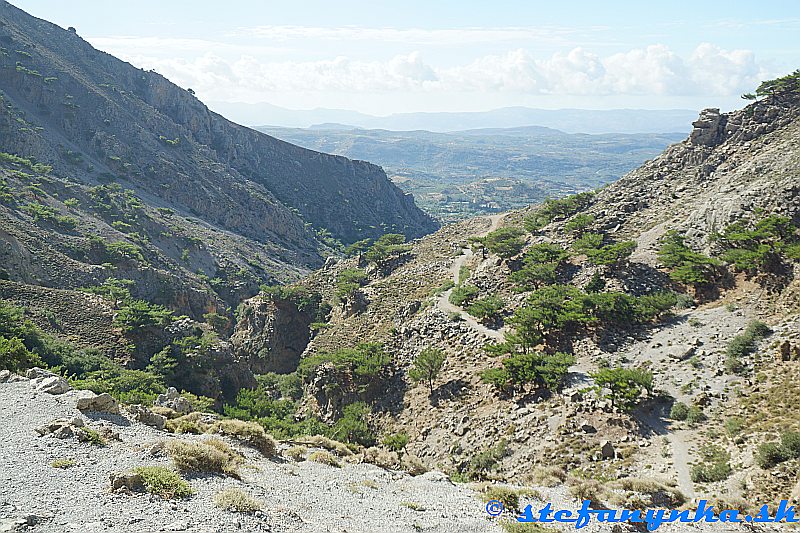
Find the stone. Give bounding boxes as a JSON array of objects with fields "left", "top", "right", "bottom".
[
  {"left": 579, "top": 420, "right": 597, "bottom": 434},
  {"left": 600, "top": 440, "right": 616, "bottom": 460},
  {"left": 110, "top": 472, "right": 145, "bottom": 493},
  {"left": 418, "top": 471, "right": 451, "bottom": 483},
  {"left": 35, "top": 375, "right": 72, "bottom": 395},
  {"left": 77, "top": 393, "right": 121, "bottom": 415},
  {"left": 25, "top": 367, "right": 55, "bottom": 380},
  {"left": 0, "top": 370, "right": 11, "bottom": 383},
  {"left": 127, "top": 404, "right": 166, "bottom": 430},
  {"left": 154, "top": 387, "right": 192, "bottom": 414}
]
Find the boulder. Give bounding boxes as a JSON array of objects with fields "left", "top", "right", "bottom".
[
  {"left": 600, "top": 440, "right": 616, "bottom": 460},
  {"left": 154, "top": 387, "right": 192, "bottom": 414},
  {"left": 77, "top": 393, "right": 120, "bottom": 415},
  {"left": 109, "top": 472, "right": 144, "bottom": 493},
  {"left": 35, "top": 376, "right": 72, "bottom": 395},
  {"left": 127, "top": 404, "right": 166, "bottom": 430}
]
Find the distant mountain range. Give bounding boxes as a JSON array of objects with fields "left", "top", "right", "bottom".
[{"left": 210, "top": 102, "right": 698, "bottom": 134}]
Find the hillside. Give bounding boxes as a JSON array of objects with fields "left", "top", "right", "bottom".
[
  {"left": 257, "top": 125, "right": 684, "bottom": 221},
  {"left": 228, "top": 91, "right": 800, "bottom": 516},
  {"left": 0, "top": 0, "right": 436, "bottom": 308}
]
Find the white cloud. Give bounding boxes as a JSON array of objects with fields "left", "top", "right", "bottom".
[{"left": 119, "top": 44, "right": 768, "bottom": 102}]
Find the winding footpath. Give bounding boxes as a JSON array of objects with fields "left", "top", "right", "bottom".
[{"left": 435, "top": 214, "right": 506, "bottom": 341}]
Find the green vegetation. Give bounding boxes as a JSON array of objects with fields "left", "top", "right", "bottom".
[
  {"left": 113, "top": 300, "right": 174, "bottom": 331},
  {"left": 686, "top": 406, "right": 706, "bottom": 424},
  {"left": 212, "top": 419, "right": 278, "bottom": 457},
  {"left": 408, "top": 347, "right": 446, "bottom": 394},
  {"left": 725, "top": 320, "right": 771, "bottom": 375},
  {"left": 748, "top": 69, "right": 800, "bottom": 99},
  {"left": 448, "top": 284, "right": 479, "bottom": 306},
  {"left": 478, "top": 227, "right": 526, "bottom": 259},
  {"left": 133, "top": 466, "right": 194, "bottom": 499},
  {"left": 20, "top": 202, "right": 78, "bottom": 229},
  {"left": 589, "top": 367, "right": 653, "bottom": 412},
  {"left": 298, "top": 343, "right": 389, "bottom": 381},
  {"left": 715, "top": 215, "right": 800, "bottom": 275},
  {"left": 0, "top": 152, "right": 52, "bottom": 174},
  {"left": 309, "top": 450, "right": 341, "bottom": 467},
  {"left": 658, "top": 230, "right": 719, "bottom": 289},
  {"left": 690, "top": 445, "right": 732, "bottom": 483},
  {"left": 166, "top": 438, "right": 241, "bottom": 477},
  {"left": 363, "top": 233, "right": 411, "bottom": 265},
  {"left": 564, "top": 213, "right": 595, "bottom": 234},
  {"left": 523, "top": 192, "right": 595, "bottom": 232},
  {"left": 572, "top": 233, "right": 636, "bottom": 266},
  {"left": 0, "top": 335, "right": 43, "bottom": 372},
  {"left": 465, "top": 295, "right": 504, "bottom": 320},
  {"left": 482, "top": 486, "right": 520, "bottom": 512},
  {"left": 77, "top": 426, "right": 106, "bottom": 446},
  {"left": 51, "top": 458, "right": 76, "bottom": 469},
  {"left": 382, "top": 432, "right": 410, "bottom": 452},
  {"left": 329, "top": 401, "right": 376, "bottom": 447},
  {"left": 464, "top": 439, "right": 508, "bottom": 480},
  {"left": 669, "top": 402, "right": 690, "bottom": 421},
  {"left": 335, "top": 268, "right": 368, "bottom": 300},
  {"left": 755, "top": 431, "right": 800, "bottom": 469},
  {"left": 481, "top": 351, "right": 575, "bottom": 393},
  {"left": 509, "top": 243, "right": 570, "bottom": 290}
]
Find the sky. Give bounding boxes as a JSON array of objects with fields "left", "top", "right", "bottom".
[{"left": 9, "top": 1, "right": 800, "bottom": 115}]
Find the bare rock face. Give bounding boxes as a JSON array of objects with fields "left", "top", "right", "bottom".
[
  {"left": 231, "top": 295, "right": 315, "bottom": 374},
  {"left": 689, "top": 108, "right": 727, "bottom": 146}
]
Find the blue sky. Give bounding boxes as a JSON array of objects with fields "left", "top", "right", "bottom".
[{"left": 10, "top": 1, "right": 800, "bottom": 114}]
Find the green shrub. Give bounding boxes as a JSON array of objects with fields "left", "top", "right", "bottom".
[
  {"left": 669, "top": 402, "right": 689, "bottom": 421},
  {"left": 724, "top": 417, "right": 745, "bottom": 436},
  {"left": 755, "top": 442, "right": 788, "bottom": 469},
  {"left": 690, "top": 445, "right": 731, "bottom": 483},
  {"left": 657, "top": 230, "right": 719, "bottom": 287},
  {"left": 285, "top": 445, "right": 307, "bottom": 461},
  {"left": 780, "top": 431, "right": 800, "bottom": 459},
  {"left": 382, "top": 432, "right": 410, "bottom": 452},
  {"left": 716, "top": 215, "right": 800, "bottom": 274},
  {"left": 212, "top": 419, "right": 278, "bottom": 457},
  {"left": 482, "top": 486, "right": 520, "bottom": 512},
  {"left": 480, "top": 227, "right": 526, "bottom": 258},
  {"left": 408, "top": 347, "right": 446, "bottom": 394},
  {"left": 523, "top": 192, "right": 595, "bottom": 232},
  {"left": 564, "top": 214, "right": 595, "bottom": 234},
  {"left": 213, "top": 488, "right": 262, "bottom": 513},
  {"left": 363, "top": 234, "right": 411, "bottom": 264},
  {"left": 77, "top": 427, "right": 106, "bottom": 446},
  {"left": 466, "top": 295, "right": 504, "bottom": 320},
  {"left": 298, "top": 343, "right": 389, "bottom": 381},
  {"left": 330, "top": 402, "right": 375, "bottom": 447},
  {"left": 335, "top": 268, "right": 368, "bottom": 299},
  {"left": 590, "top": 367, "right": 653, "bottom": 412},
  {"left": 686, "top": 406, "right": 706, "bottom": 424},
  {"left": 449, "top": 284, "right": 479, "bottom": 306},
  {"left": 113, "top": 300, "right": 173, "bottom": 331},
  {"left": 0, "top": 335, "right": 43, "bottom": 372},
  {"left": 133, "top": 466, "right": 193, "bottom": 499},
  {"left": 51, "top": 458, "right": 76, "bottom": 469},
  {"left": 466, "top": 440, "right": 508, "bottom": 480}
]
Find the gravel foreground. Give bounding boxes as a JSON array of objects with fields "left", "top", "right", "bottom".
[{"left": 0, "top": 379, "right": 782, "bottom": 533}]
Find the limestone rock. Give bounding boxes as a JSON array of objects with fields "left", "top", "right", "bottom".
[
  {"left": 76, "top": 393, "right": 120, "bottom": 415},
  {"left": 127, "top": 404, "right": 166, "bottom": 430},
  {"left": 109, "top": 472, "right": 144, "bottom": 493},
  {"left": 154, "top": 387, "right": 192, "bottom": 414},
  {"left": 600, "top": 440, "right": 616, "bottom": 460},
  {"left": 34, "top": 375, "right": 72, "bottom": 395}
]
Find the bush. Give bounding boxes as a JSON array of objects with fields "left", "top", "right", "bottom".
[
  {"left": 669, "top": 402, "right": 690, "bottom": 421},
  {"left": 212, "top": 419, "right": 278, "bottom": 457},
  {"left": 780, "top": 431, "right": 800, "bottom": 459},
  {"left": 483, "top": 486, "right": 520, "bottom": 512},
  {"left": 466, "top": 295, "right": 504, "bottom": 320},
  {"left": 590, "top": 367, "right": 653, "bottom": 412},
  {"left": 755, "top": 442, "right": 788, "bottom": 469},
  {"left": 382, "top": 432, "right": 409, "bottom": 452},
  {"left": 133, "top": 466, "right": 193, "bottom": 499},
  {"left": 480, "top": 227, "right": 526, "bottom": 259},
  {"left": 77, "top": 427, "right": 106, "bottom": 446},
  {"left": 448, "top": 284, "right": 479, "bottom": 306},
  {"left": 51, "top": 458, "right": 76, "bottom": 469},
  {"left": 466, "top": 440, "right": 508, "bottom": 480},
  {"left": 564, "top": 214, "right": 595, "bottom": 234},
  {"left": 298, "top": 343, "right": 389, "bottom": 382},
  {"left": 363, "top": 234, "right": 411, "bottom": 264},
  {"left": 165, "top": 438, "right": 241, "bottom": 477},
  {"left": 686, "top": 406, "right": 706, "bottom": 424},
  {"left": 309, "top": 450, "right": 341, "bottom": 467},
  {"left": 213, "top": 488, "right": 262, "bottom": 513},
  {"left": 408, "top": 347, "right": 446, "bottom": 394},
  {"left": 113, "top": 300, "right": 173, "bottom": 331},
  {"left": 585, "top": 240, "right": 637, "bottom": 266},
  {"left": 0, "top": 336, "right": 43, "bottom": 372},
  {"left": 301, "top": 435, "right": 352, "bottom": 457},
  {"left": 330, "top": 402, "right": 375, "bottom": 447},
  {"left": 726, "top": 320, "right": 771, "bottom": 360},
  {"left": 657, "top": 230, "right": 719, "bottom": 287},
  {"left": 502, "top": 351, "right": 575, "bottom": 391},
  {"left": 335, "top": 268, "right": 368, "bottom": 299},
  {"left": 523, "top": 192, "right": 595, "bottom": 232},
  {"left": 724, "top": 417, "right": 745, "bottom": 436},
  {"left": 285, "top": 445, "right": 307, "bottom": 461}
]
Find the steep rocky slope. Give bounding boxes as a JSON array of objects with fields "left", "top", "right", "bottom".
[
  {"left": 0, "top": 0, "right": 436, "bottom": 313},
  {"left": 233, "top": 93, "right": 800, "bottom": 516}
]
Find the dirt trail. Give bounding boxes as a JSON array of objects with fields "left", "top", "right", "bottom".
[{"left": 435, "top": 214, "right": 506, "bottom": 341}]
